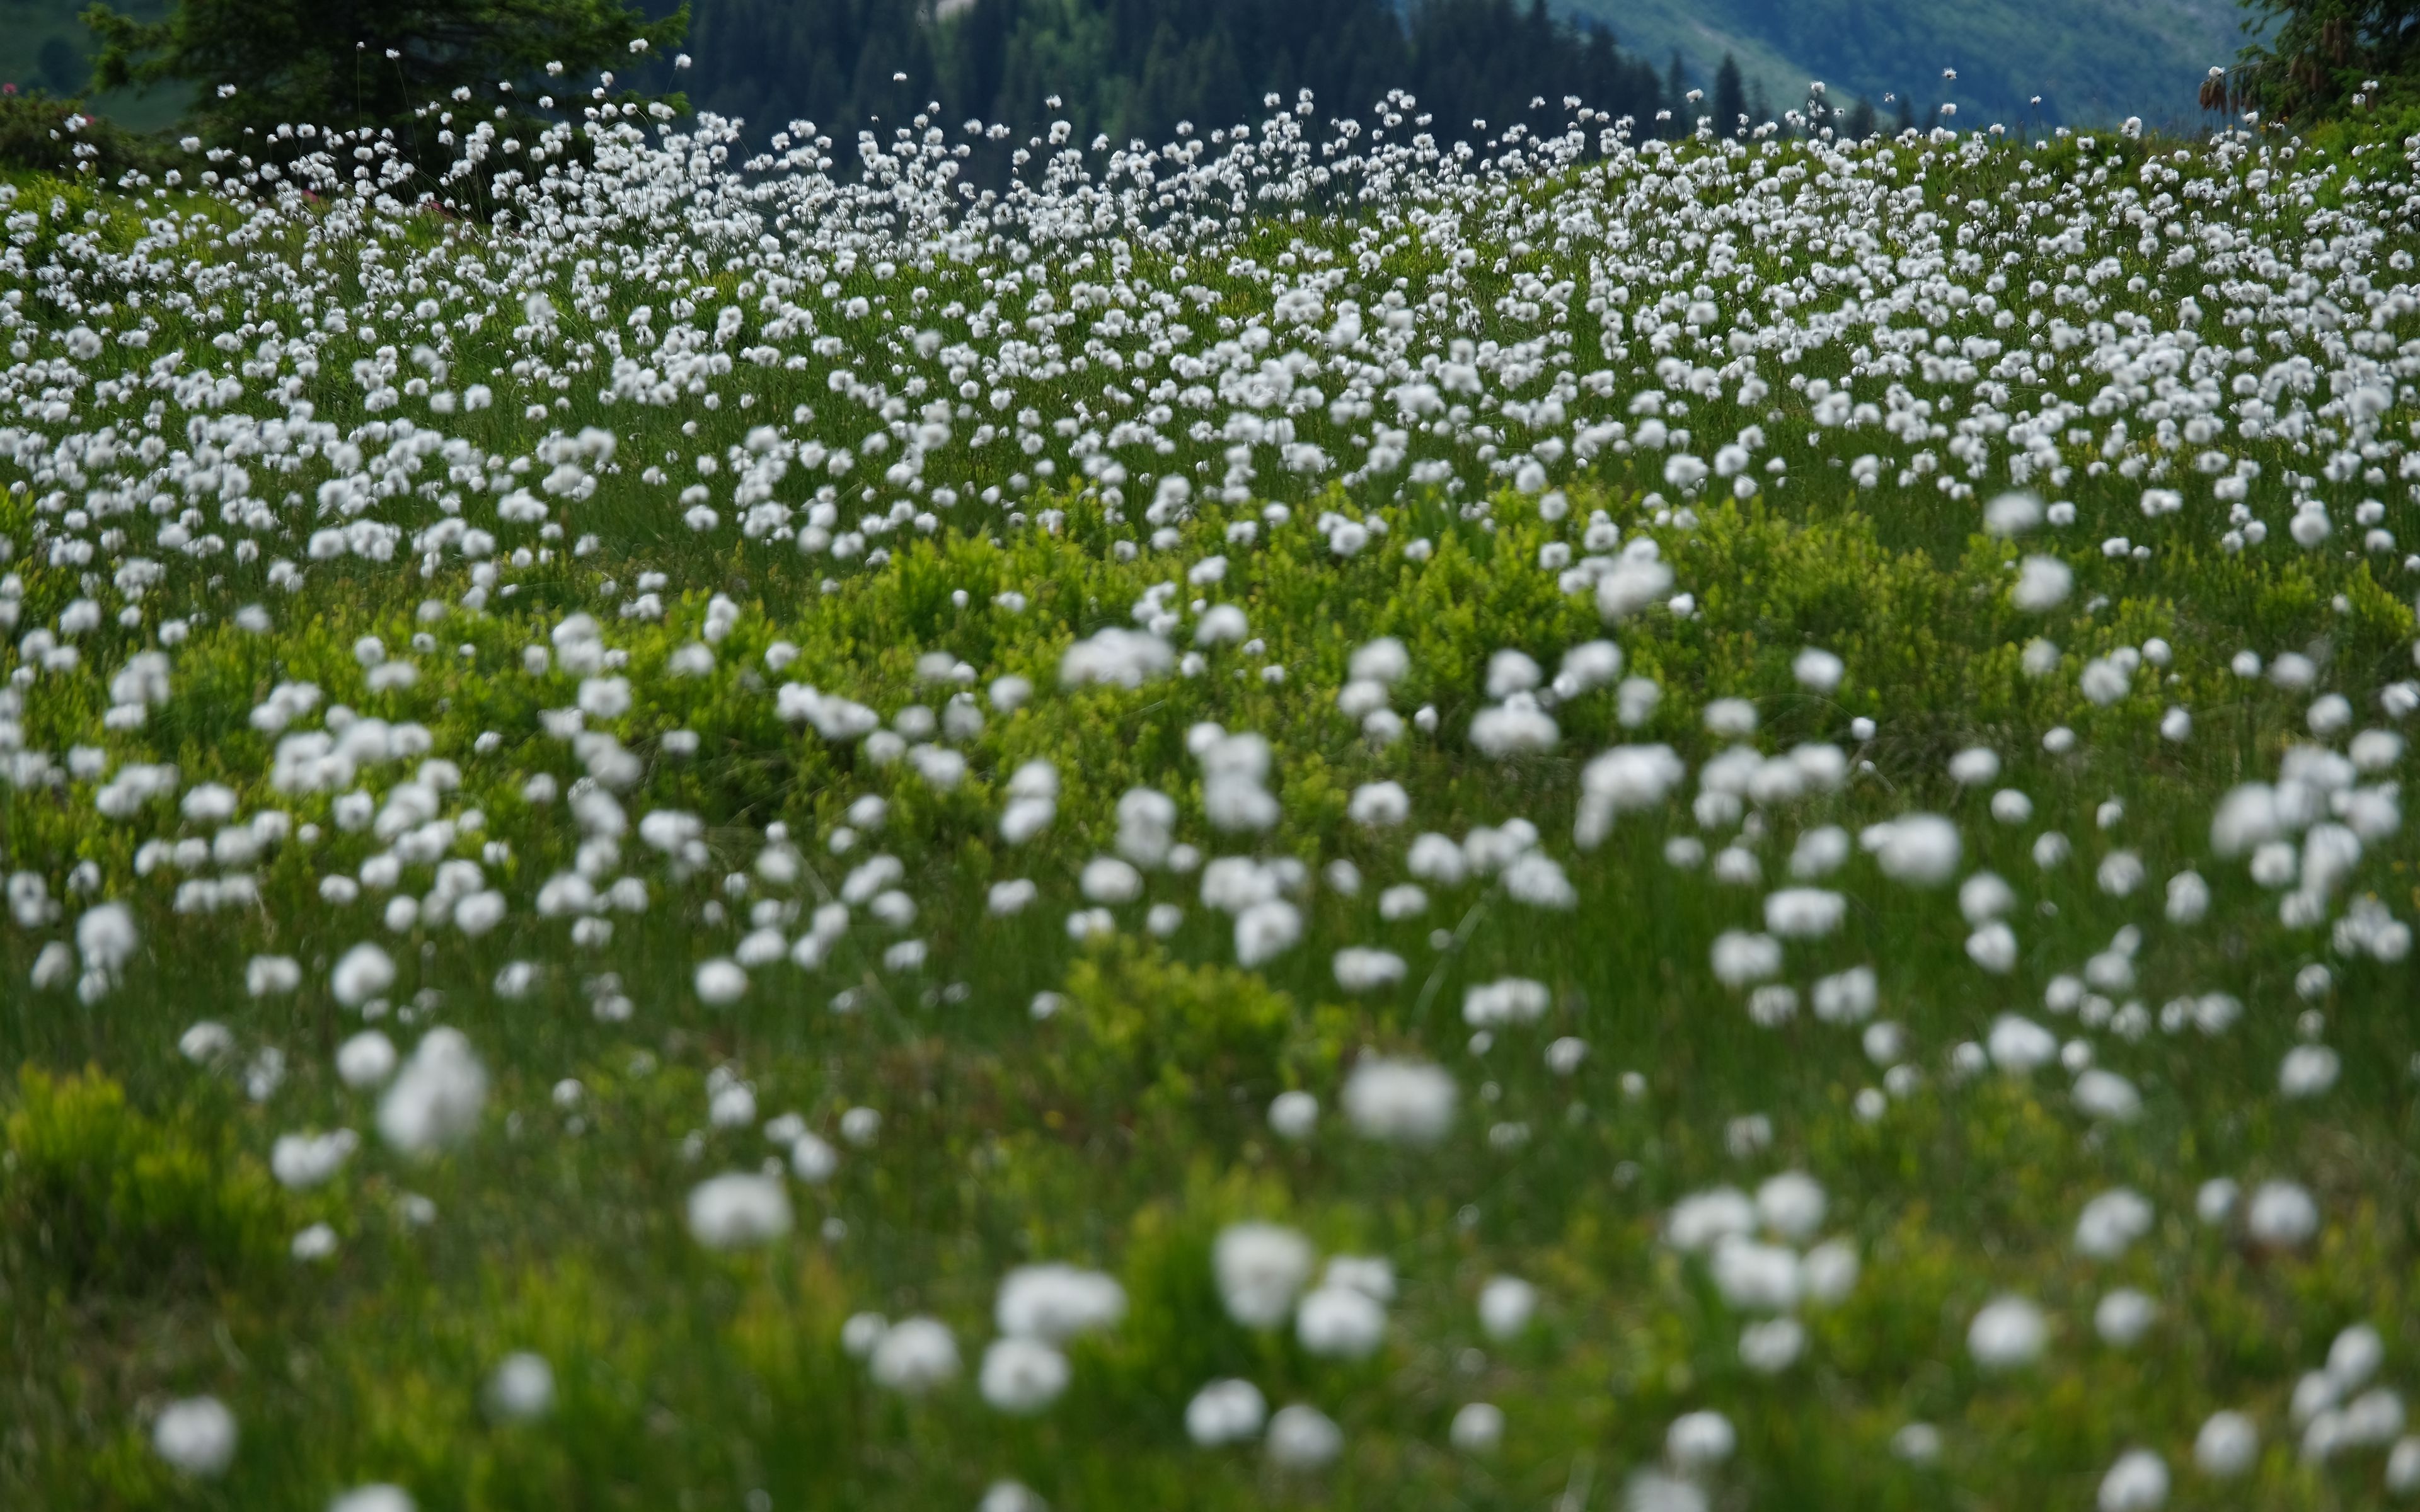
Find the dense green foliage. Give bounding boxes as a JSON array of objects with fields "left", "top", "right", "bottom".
[
  {"left": 2224, "top": 0, "right": 2420, "bottom": 123},
  {"left": 77, "top": 0, "right": 688, "bottom": 160},
  {"left": 689, "top": 0, "right": 1673, "bottom": 156},
  {"left": 0, "top": 87, "right": 175, "bottom": 178}
]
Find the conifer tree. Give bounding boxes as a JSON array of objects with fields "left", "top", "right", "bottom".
[
  {"left": 83, "top": 0, "right": 688, "bottom": 150},
  {"left": 1712, "top": 52, "right": 1746, "bottom": 137}
]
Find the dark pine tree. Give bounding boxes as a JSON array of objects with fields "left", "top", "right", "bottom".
[{"left": 1712, "top": 52, "right": 1746, "bottom": 137}]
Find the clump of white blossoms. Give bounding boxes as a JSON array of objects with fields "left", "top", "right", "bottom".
[
  {"left": 1339, "top": 1056, "right": 1457, "bottom": 1143},
  {"left": 152, "top": 1395, "right": 238, "bottom": 1477},
  {"left": 1214, "top": 1222, "right": 1315, "bottom": 1329},
  {"left": 376, "top": 1028, "right": 488, "bottom": 1155},
  {"left": 685, "top": 1171, "right": 793, "bottom": 1249}
]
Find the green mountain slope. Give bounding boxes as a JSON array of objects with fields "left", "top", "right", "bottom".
[
  {"left": 1564, "top": 0, "right": 2253, "bottom": 128},
  {"left": 0, "top": 0, "right": 175, "bottom": 129}
]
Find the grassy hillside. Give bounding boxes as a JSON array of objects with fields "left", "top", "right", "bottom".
[{"left": 2, "top": 82, "right": 2419, "bottom": 1510}]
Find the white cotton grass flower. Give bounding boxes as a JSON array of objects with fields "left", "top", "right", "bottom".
[
  {"left": 1060, "top": 627, "right": 1175, "bottom": 688},
  {"left": 1666, "top": 1188, "right": 1757, "bottom": 1253},
  {"left": 330, "top": 1486, "right": 417, "bottom": 1512},
  {"left": 1349, "top": 638, "right": 1410, "bottom": 685},
  {"left": 76, "top": 901, "right": 139, "bottom": 979},
  {"left": 1470, "top": 694, "right": 1559, "bottom": 757},
  {"left": 1195, "top": 604, "right": 1249, "bottom": 646},
  {"left": 1790, "top": 827, "right": 1850, "bottom": 879},
  {"left": 1947, "top": 747, "right": 2000, "bottom": 786},
  {"left": 2167, "top": 870, "right": 2211, "bottom": 924},
  {"left": 1710, "top": 930, "right": 1782, "bottom": 987},
  {"left": 2075, "top": 1189, "right": 2155, "bottom": 1259},
  {"left": 1347, "top": 780, "right": 1410, "bottom": 828},
  {"left": 1478, "top": 1275, "right": 1538, "bottom": 1339},
  {"left": 485, "top": 1353, "right": 556, "bottom": 1421},
  {"left": 1485, "top": 648, "right": 1541, "bottom": 698},
  {"left": 869, "top": 1316, "right": 960, "bottom": 1394},
  {"left": 1666, "top": 1409, "right": 1736, "bottom": 1470},
  {"left": 1451, "top": 1400, "right": 1506, "bottom": 1453},
  {"left": 1969, "top": 1295, "right": 2048, "bottom": 1370},
  {"left": 1625, "top": 1471, "right": 1710, "bottom": 1512},
  {"left": 1185, "top": 1378, "right": 1269, "bottom": 1445},
  {"left": 331, "top": 942, "right": 396, "bottom": 1007},
  {"left": 1763, "top": 888, "right": 1844, "bottom": 939},
  {"left": 1985, "top": 491, "right": 2045, "bottom": 537},
  {"left": 2081, "top": 657, "right": 2132, "bottom": 706},
  {"left": 1739, "top": 1316, "right": 1807, "bottom": 1374},
  {"left": 1801, "top": 1240, "right": 1860, "bottom": 1306},
  {"left": 979, "top": 1337, "right": 1071, "bottom": 1413},
  {"left": 376, "top": 1028, "right": 487, "bottom": 1155},
  {"left": 1295, "top": 1283, "right": 1387, "bottom": 1359},
  {"left": 272, "top": 1130, "right": 359, "bottom": 1190},
  {"left": 1266, "top": 1404, "right": 1344, "bottom": 1469},
  {"left": 1463, "top": 977, "right": 1550, "bottom": 1027},
  {"left": 2073, "top": 1068, "right": 2143, "bottom": 1123},
  {"left": 1080, "top": 856, "right": 1144, "bottom": 904},
  {"left": 180, "top": 1021, "right": 234, "bottom": 1063},
  {"left": 694, "top": 958, "right": 747, "bottom": 1004},
  {"left": 2390, "top": 1438, "right": 2420, "bottom": 1494},
  {"left": 1235, "top": 898, "right": 1303, "bottom": 966},
  {"left": 2094, "top": 1289, "right": 2158, "bottom": 1347},
  {"left": 2012, "top": 555, "right": 2073, "bottom": 612},
  {"left": 2328, "top": 1323, "right": 2383, "bottom": 1391},
  {"left": 2194, "top": 1410, "right": 2259, "bottom": 1477},
  {"left": 292, "top": 1223, "right": 339, "bottom": 1262},
  {"left": 995, "top": 1264, "right": 1127, "bottom": 1343},
  {"left": 2245, "top": 1179, "right": 2319, "bottom": 1248},
  {"left": 1710, "top": 1237, "right": 1802, "bottom": 1312},
  {"left": 2279, "top": 1044, "right": 2341, "bottom": 1098},
  {"left": 2097, "top": 1448, "right": 2170, "bottom": 1511},
  {"left": 685, "top": 1171, "right": 792, "bottom": 1249},
  {"left": 1596, "top": 554, "right": 1674, "bottom": 621},
  {"left": 790, "top": 1131, "right": 839, "bottom": 1183},
  {"left": 1268, "top": 1090, "right": 1319, "bottom": 1141},
  {"left": 1213, "top": 1223, "right": 1315, "bottom": 1329},
  {"left": 1334, "top": 948, "right": 1407, "bottom": 993},
  {"left": 335, "top": 1030, "right": 398, "bottom": 1088},
  {"left": 1809, "top": 966, "right": 1876, "bottom": 1026},
  {"left": 1872, "top": 814, "right": 1961, "bottom": 885},
  {"left": 1557, "top": 639, "right": 1625, "bottom": 697},
  {"left": 841, "top": 1312, "right": 890, "bottom": 1360},
  {"left": 153, "top": 1395, "right": 238, "bottom": 1476},
  {"left": 1754, "top": 1172, "right": 1826, "bottom": 1241},
  {"left": 1792, "top": 648, "right": 1845, "bottom": 692},
  {"left": 1966, "top": 922, "right": 2019, "bottom": 973},
  {"left": 1340, "top": 1057, "right": 1456, "bottom": 1143},
  {"left": 979, "top": 1482, "right": 1046, "bottom": 1512},
  {"left": 246, "top": 955, "right": 302, "bottom": 997}
]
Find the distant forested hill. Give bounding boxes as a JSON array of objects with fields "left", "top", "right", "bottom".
[
  {"left": 3, "top": 0, "right": 2244, "bottom": 144},
  {"left": 1560, "top": 0, "right": 2252, "bottom": 134}
]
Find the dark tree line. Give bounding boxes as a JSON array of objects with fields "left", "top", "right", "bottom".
[{"left": 684, "top": 0, "right": 1683, "bottom": 151}]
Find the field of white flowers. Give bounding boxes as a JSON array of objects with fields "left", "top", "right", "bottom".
[{"left": 4, "top": 77, "right": 2420, "bottom": 1510}]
